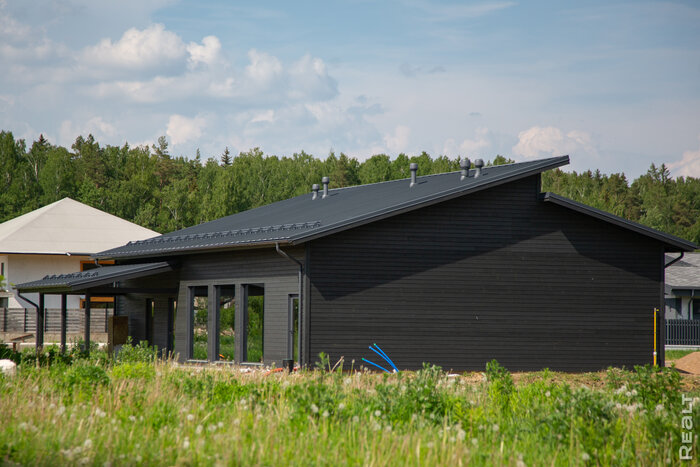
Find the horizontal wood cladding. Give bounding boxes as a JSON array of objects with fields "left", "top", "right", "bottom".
[
  {"left": 175, "top": 248, "right": 302, "bottom": 365},
  {"left": 308, "top": 175, "right": 663, "bottom": 372}
]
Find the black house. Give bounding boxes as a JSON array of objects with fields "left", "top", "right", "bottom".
[{"left": 17, "top": 156, "right": 697, "bottom": 371}]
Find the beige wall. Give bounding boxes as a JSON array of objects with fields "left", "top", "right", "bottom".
[{"left": 4, "top": 254, "right": 91, "bottom": 309}]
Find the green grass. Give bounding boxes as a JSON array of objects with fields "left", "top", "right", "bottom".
[
  {"left": 666, "top": 349, "right": 697, "bottom": 361},
  {"left": 0, "top": 350, "right": 698, "bottom": 466}
]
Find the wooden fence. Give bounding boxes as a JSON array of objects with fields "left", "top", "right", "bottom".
[{"left": 1, "top": 307, "right": 113, "bottom": 334}]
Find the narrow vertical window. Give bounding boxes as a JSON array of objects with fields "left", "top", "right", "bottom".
[
  {"left": 190, "top": 286, "right": 209, "bottom": 360},
  {"left": 217, "top": 285, "right": 236, "bottom": 361}
]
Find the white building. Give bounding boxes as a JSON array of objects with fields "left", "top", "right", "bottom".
[{"left": 0, "top": 198, "right": 158, "bottom": 309}]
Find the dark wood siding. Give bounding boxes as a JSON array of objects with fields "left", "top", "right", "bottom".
[
  {"left": 308, "top": 175, "right": 663, "bottom": 372},
  {"left": 175, "top": 247, "right": 302, "bottom": 366}
]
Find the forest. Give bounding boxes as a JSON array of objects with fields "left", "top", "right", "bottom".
[{"left": 1, "top": 130, "right": 698, "bottom": 246}]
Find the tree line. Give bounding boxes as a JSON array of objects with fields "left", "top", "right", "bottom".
[{"left": 1, "top": 130, "right": 698, "bottom": 245}]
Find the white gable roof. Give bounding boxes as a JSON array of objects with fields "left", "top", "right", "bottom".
[{"left": 0, "top": 198, "right": 159, "bottom": 255}]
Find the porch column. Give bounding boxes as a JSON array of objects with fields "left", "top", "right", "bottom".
[
  {"left": 208, "top": 285, "right": 219, "bottom": 362},
  {"left": 60, "top": 294, "right": 67, "bottom": 354},
  {"left": 84, "top": 293, "right": 91, "bottom": 355},
  {"left": 36, "top": 293, "right": 45, "bottom": 352}
]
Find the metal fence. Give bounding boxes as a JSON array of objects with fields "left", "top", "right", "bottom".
[
  {"left": 1, "top": 307, "right": 113, "bottom": 333},
  {"left": 666, "top": 319, "right": 700, "bottom": 346}
]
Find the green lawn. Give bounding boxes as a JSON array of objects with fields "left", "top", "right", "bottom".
[
  {"left": 0, "top": 345, "right": 698, "bottom": 466},
  {"left": 666, "top": 349, "right": 697, "bottom": 361}
]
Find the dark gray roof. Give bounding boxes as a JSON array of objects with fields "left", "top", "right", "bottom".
[
  {"left": 542, "top": 193, "right": 697, "bottom": 252},
  {"left": 98, "top": 156, "right": 570, "bottom": 259},
  {"left": 665, "top": 252, "right": 700, "bottom": 293},
  {"left": 15, "top": 262, "right": 172, "bottom": 293}
]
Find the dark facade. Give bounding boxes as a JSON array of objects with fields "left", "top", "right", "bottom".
[
  {"left": 18, "top": 157, "right": 692, "bottom": 371},
  {"left": 308, "top": 175, "right": 664, "bottom": 371}
]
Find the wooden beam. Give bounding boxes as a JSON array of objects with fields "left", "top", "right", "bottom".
[
  {"left": 84, "top": 293, "right": 91, "bottom": 355},
  {"left": 60, "top": 294, "right": 67, "bottom": 354},
  {"left": 36, "top": 293, "right": 45, "bottom": 352}
]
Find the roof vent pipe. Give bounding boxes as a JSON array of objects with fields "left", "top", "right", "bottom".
[
  {"left": 311, "top": 184, "right": 320, "bottom": 200},
  {"left": 474, "top": 159, "right": 484, "bottom": 178},
  {"left": 322, "top": 177, "right": 329, "bottom": 198},
  {"left": 460, "top": 158, "right": 471, "bottom": 180},
  {"left": 409, "top": 163, "right": 418, "bottom": 187}
]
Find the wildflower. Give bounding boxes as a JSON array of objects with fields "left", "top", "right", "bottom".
[
  {"left": 57, "top": 406, "right": 66, "bottom": 416},
  {"left": 103, "top": 461, "right": 112, "bottom": 467},
  {"left": 135, "top": 454, "right": 142, "bottom": 463},
  {"left": 187, "top": 414, "right": 195, "bottom": 422},
  {"left": 49, "top": 403, "right": 56, "bottom": 410},
  {"left": 338, "top": 403, "right": 346, "bottom": 410},
  {"left": 516, "top": 460, "right": 527, "bottom": 467},
  {"left": 384, "top": 425, "right": 392, "bottom": 432},
  {"left": 129, "top": 416, "right": 137, "bottom": 422},
  {"left": 208, "top": 424, "right": 217, "bottom": 432},
  {"left": 625, "top": 391, "right": 632, "bottom": 398},
  {"left": 18, "top": 422, "right": 28, "bottom": 430},
  {"left": 630, "top": 389, "right": 638, "bottom": 397},
  {"left": 83, "top": 439, "right": 92, "bottom": 449},
  {"left": 310, "top": 404, "right": 319, "bottom": 414},
  {"left": 471, "top": 438, "right": 478, "bottom": 446},
  {"left": 196, "top": 425, "right": 203, "bottom": 434},
  {"left": 614, "top": 385, "right": 627, "bottom": 395},
  {"left": 492, "top": 424, "right": 499, "bottom": 432},
  {"left": 427, "top": 442, "right": 435, "bottom": 448},
  {"left": 371, "top": 422, "right": 381, "bottom": 431},
  {"left": 457, "top": 429, "right": 466, "bottom": 441},
  {"left": 352, "top": 416, "right": 359, "bottom": 423},
  {"left": 322, "top": 410, "right": 329, "bottom": 418},
  {"left": 217, "top": 421, "right": 224, "bottom": 429},
  {"left": 343, "top": 377, "right": 352, "bottom": 385},
  {"left": 95, "top": 408, "right": 106, "bottom": 418},
  {"left": 183, "top": 438, "right": 190, "bottom": 449},
  {"left": 655, "top": 404, "right": 664, "bottom": 413},
  {"left": 581, "top": 452, "right": 590, "bottom": 461},
  {"left": 233, "top": 418, "right": 241, "bottom": 426},
  {"left": 374, "top": 410, "right": 381, "bottom": 417},
  {"left": 545, "top": 391, "right": 551, "bottom": 397}
]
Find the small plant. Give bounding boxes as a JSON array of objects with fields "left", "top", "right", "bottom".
[
  {"left": 62, "top": 362, "right": 110, "bottom": 398},
  {"left": 485, "top": 359, "right": 515, "bottom": 412},
  {"left": 116, "top": 337, "right": 158, "bottom": 363}
]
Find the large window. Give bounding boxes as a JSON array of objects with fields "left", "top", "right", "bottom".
[
  {"left": 244, "top": 284, "right": 264, "bottom": 363},
  {"left": 217, "top": 285, "right": 236, "bottom": 361},
  {"left": 190, "top": 286, "right": 209, "bottom": 360}
]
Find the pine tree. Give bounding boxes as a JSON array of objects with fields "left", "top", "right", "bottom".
[{"left": 221, "top": 147, "right": 232, "bottom": 166}]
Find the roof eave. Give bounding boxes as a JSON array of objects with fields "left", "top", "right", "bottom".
[
  {"left": 542, "top": 192, "right": 698, "bottom": 252},
  {"left": 95, "top": 239, "right": 294, "bottom": 261}
]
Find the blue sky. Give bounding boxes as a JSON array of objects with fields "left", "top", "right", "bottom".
[{"left": 1, "top": 0, "right": 699, "bottom": 177}]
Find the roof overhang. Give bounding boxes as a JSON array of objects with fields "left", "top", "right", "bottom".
[
  {"left": 15, "top": 262, "right": 173, "bottom": 294},
  {"left": 666, "top": 287, "right": 700, "bottom": 297},
  {"left": 541, "top": 192, "right": 698, "bottom": 252}
]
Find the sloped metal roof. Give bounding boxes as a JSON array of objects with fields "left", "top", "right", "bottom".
[
  {"left": 15, "top": 262, "right": 172, "bottom": 293},
  {"left": 97, "top": 156, "right": 570, "bottom": 259},
  {"left": 542, "top": 193, "right": 697, "bottom": 252}
]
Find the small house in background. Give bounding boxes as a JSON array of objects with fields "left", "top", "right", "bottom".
[
  {"left": 665, "top": 252, "right": 700, "bottom": 320},
  {"left": 17, "top": 157, "right": 697, "bottom": 371},
  {"left": 0, "top": 198, "right": 159, "bottom": 310}
]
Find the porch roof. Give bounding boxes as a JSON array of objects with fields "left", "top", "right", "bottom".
[{"left": 14, "top": 262, "right": 172, "bottom": 294}]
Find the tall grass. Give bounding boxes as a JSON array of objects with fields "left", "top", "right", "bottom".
[{"left": 0, "top": 353, "right": 698, "bottom": 466}]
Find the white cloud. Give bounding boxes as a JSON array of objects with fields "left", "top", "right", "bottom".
[
  {"left": 187, "top": 36, "right": 222, "bottom": 68},
  {"left": 288, "top": 54, "right": 338, "bottom": 101},
  {"left": 384, "top": 125, "right": 411, "bottom": 153},
  {"left": 245, "top": 49, "right": 283, "bottom": 84},
  {"left": 82, "top": 23, "right": 185, "bottom": 69},
  {"left": 59, "top": 117, "right": 117, "bottom": 147},
  {"left": 251, "top": 110, "right": 275, "bottom": 124},
  {"left": 443, "top": 127, "right": 491, "bottom": 157},
  {"left": 668, "top": 136, "right": 700, "bottom": 178},
  {"left": 166, "top": 114, "right": 206, "bottom": 146},
  {"left": 512, "top": 126, "right": 598, "bottom": 159}
]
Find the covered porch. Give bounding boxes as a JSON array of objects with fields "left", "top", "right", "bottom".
[{"left": 15, "top": 262, "right": 176, "bottom": 355}]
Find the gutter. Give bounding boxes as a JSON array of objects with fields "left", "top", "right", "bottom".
[
  {"left": 664, "top": 252, "right": 684, "bottom": 268},
  {"left": 275, "top": 243, "right": 303, "bottom": 363}
]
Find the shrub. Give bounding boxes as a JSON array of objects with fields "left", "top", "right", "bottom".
[
  {"left": 62, "top": 363, "right": 110, "bottom": 397},
  {"left": 111, "top": 361, "right": 156, "bottom": 381},
  {"left": 485, "top": 359, "right": 514, "bottom": 412},
  {"left": 116, "top": 337, "right": 158, "bottom": 363}
]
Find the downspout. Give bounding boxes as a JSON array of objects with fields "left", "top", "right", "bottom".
[
  {"left": 664, "top": 252, "right": 684, "bottom": 268},
  {"left": 17, "top": 291, "right": 41, "bottom": 355},
  {"left": 275, "top": 243, "right": 303, "bottom": 365}
]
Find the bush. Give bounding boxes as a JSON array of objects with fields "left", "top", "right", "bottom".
[
  {"left": 62, "top": 363, "right": 110, "bottom": 397},
  {"left": 111, "top": 361, "right": 156, "bottom": 381},
  {"left": 485, "top": 359, "right": 514, "bottom": 412},
  {"left": 116, "top": 337, "right": 158, "bottom": 363}
]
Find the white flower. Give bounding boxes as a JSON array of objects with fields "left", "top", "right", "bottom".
[
  {"left": 18, "top": 422, "right": 28, "bottom": 430},
  {"left": 83, "top": 439, "right": 92, "bottom": 449},
  {"left": 545, "top": 391, "right": 551, "bottom": 397},
  {"left": 581, "top": 452, "right": 590, "bottom": 461},
  {"left": 57, "top": 406, "right": 66, "bottom": 416},
  {"left": 310, "top": 404, "right": 319, "bottom": 414},
  {"left": 344, "top": 377, "right": 352, "bottom": 385},
  {"left": 208, "top": 424, "right": 217, "bottom": 432},
  {"left": 655, "top": 404, "right": 664, "bottom": 413},
  {"left": 183, "top": 438, "right": 190, "bottom": 449},
  {"left": 338, "top": 403, "right": 346, "bottom": 410},
  {"left": 135, "top": 455, "right": 142, "bottom": 463},
  {"left": 625, "top": 391, "right": 632, "bottom": 398},
  {"left": 233, "top": 418, "right": 240, "bottom": 426},
  {"left": 371, "top": 422, "right": 381, "bottom": 431},
  {"left": 492, "top": 424, "right": 499, "bottom": 432},
  {"left": 95, "top": 408, "right": 106, "bottom": 418},
  {"left": 457, "top": 429, "right": 466, "bottom": 441},
  {"left": 195, "top": 425, "right": 203, "bottom": 434},
  {"left": 630, "top": 389, "right": 638, "bottom": 397},
  {"left": 374, "top": 410, "right": 381, "bottom": 417},
  {"left": 186, "top": 414, "right": 195, "bottom": 422},
  {"left": 217, "top": 421, "right": 224, "bottom": 429},
  {"left": 322, "top": 410, "right": 329, "bottom": 418},
  {"left": 427, "top": 442, "right": 435, "bottom": 448},
  {"left": 384, "top": 425, "right": 392, "bottom": 432},
  {"left": 129, "top": 416, "right": 137, "bottom": 422},
  {"left": 471, "top": 438, "right": 478, "bottom": 446},
  {"left": 352, "top": 416, "right": 359, "bottom": 423}
]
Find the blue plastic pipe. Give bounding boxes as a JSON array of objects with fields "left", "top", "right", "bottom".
[
  {"left": 362, "top": 358, "right": 390, "bottom": 373},
  {"left": 371, "top": 343, "right": 399, "bottom": 373}
]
